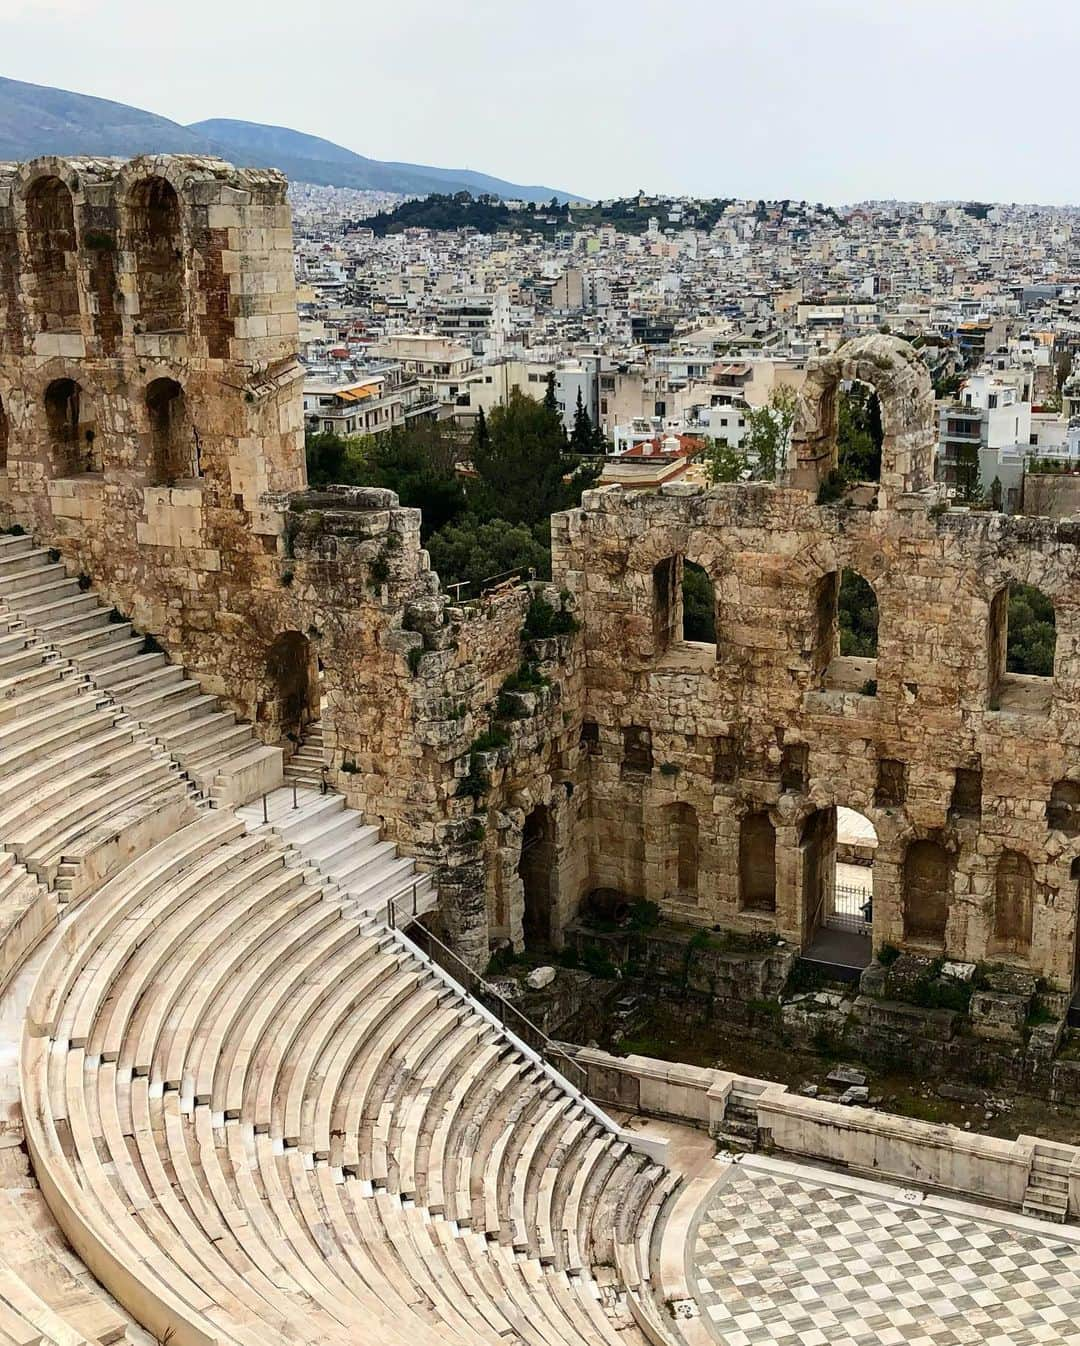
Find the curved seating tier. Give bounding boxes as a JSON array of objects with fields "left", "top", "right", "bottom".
[
  {"left": 0, "top": 1136, "right": 137, "bottom": 1345},
  {"left": 0, "top": 601, "right": 190, "bottom": 891},
  {"left": 0, "top": 535, "right": 278, "bottom": 804},
  {"left": 21, "top": 813, "right": 671, "bottom": 1346}
]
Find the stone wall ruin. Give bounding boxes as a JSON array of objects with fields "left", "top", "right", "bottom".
[{"left": 2, "top": 159, "right": 1080, "bottom": 995}]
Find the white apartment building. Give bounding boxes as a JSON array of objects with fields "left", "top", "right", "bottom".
[
  {"left": 303, "top": 375, "right": 404, "bottom": 437},
  {"left": 369, "top": 334, "right": 479, "bottom": 411}
]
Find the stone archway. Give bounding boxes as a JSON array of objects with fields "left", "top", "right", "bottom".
[
  {"left": 991, "top": 850, "right": 1034, "bottom": 958},
  {"left": 127, "top": 176, "right": 184, "bottom": 333},
  {"left": 788, "top": 333, "right": 936, "bottom": 506},
  {"left": 739, "top": 810, "right": 776, "bottom": 912},
  {"left": 146, "top": 378, "right": 197, "bottom": 484},
  {"left": 44, "top": 377, "right": 98, "bottom": 475},
  {"left": 25, "top": 175, "right": 80, "bottom": 333},
  {"left": 262, "top": 630, "right": 319, "bottom": 747}
]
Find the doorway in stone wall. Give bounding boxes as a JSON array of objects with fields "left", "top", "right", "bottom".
[
  {"left": 802, "top": 804, "right": 875, "bottom": 971},
  {"left": 263, "top": 630, "right": 319, "bottom": 748},
  {"left": 519, "top": 804, "right": 555, "bottom": 949}
]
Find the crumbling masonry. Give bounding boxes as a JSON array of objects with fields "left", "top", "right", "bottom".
[{"left": 2, "top": 155, "right": 1080, "bottom": 992}]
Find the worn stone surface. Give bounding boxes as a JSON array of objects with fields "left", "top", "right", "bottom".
[{"left": 4, "top": 161, "right": 1080, "bottom": 995}]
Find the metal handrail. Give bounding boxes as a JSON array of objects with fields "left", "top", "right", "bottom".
[{"left": 394, "top": 915, "right": 589, "bottom": 1093}]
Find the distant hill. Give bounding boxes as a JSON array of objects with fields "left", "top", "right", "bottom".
[
  {"left": 363, "top": 193, "right": 739, "bottom": 237},
  {"left": 0, "top": 77, "right": 582, "bottom": 202},
  {"left": 190, "top": 119, "right": 579, "bottom": 203},
  {"left": 0, "top": 75, "right": 211, "bottom": 160}
]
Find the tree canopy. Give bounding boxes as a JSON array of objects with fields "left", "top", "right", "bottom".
[
  {"left": 1007, "top": 583, "right": 1056, "bottom": 677},
  {"left": 469, "top": 386, "right": 600, "bottom": 526},
  {"left": 836, "top": 382, "right": 883, "bottom": 482},
  {"left": 304, "top": 388, "right": 600, "bottom": 594}
]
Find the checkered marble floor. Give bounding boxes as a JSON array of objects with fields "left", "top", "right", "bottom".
[{"left": 687, "top": 1159, "right": 1080, "bottom": 1345}]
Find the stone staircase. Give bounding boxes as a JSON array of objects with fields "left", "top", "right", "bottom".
[
  {"left": 284, "top": 720, "right": 326, "bottom": 789},
  {"left": 237, "top": 785, "right": 438, "bottom": 921},
  {"left": 1022, "top": 1140, "right": 1072, "bottom": 1223},
  {"left": 20, "top": 810, "right": 666, "bottom": 1346},
  {"left": 0, "top": 533, "right": 281, "bottom": 807},
  {"left": 0, "top": 535, "right": 678, "bottom": 1346},
  {"left": 713, "top": 1095, "right": 759, "bottom": 1153}
]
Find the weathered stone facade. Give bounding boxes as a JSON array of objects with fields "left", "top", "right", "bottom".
[
  {"left": 3, "top": 158, "right": 1080, "bottom": 991},
  {"left": 555, "top": 335, "right": 1080, "bottom": 991}
]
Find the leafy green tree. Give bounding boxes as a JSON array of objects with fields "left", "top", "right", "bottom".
[
  {"left": 838, "top": 569, "right": 879, "bottom": 657},
  {"left": 543, "top": 371, "right": 559, "bottom": 414},
  {"left": 570, "top": 388, "right": 602, "bottom": 454},
  {"left": 954, "top": 445, "right": 984, "bottom": 504},
  {"left": 425, "top": 516, "right": 551, "bottom": 593},
  {"left": 837, "top": 383, "right": 883, "bottom": 482},
  {"left": 742, "top": 385, "right": 797, "bottom": 481},
  {"left": 305, "top": 431, "right": 353, "bottom": 487},
  {"left": 1007, "top": 583, "right": 1056, "bottom": 676},
  {"left": 681, "top": 563, "right": 716, "bottom": 642},
  {"left": 470, "top": 388, "right": 599, "bottom": 526},
  {"left": 703, "top": 438, "right": 748, "bottom": 484}
]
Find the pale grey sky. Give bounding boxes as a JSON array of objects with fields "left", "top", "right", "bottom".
[{"left": 2, "top": 0, "right": 1078, "bottom": 204}]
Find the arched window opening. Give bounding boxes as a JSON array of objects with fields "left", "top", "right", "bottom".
[
  {"left": 263, "top": 630, "right": 318, "bottom": 747},
  {"left": 0, "top": 396, "right": 8, "bottom": 470},
  {"left": 837, "top": 380, "right": 883, "bottom": 484},
  {"left": 146, "top": 378, "right": 197, "bottom": 484},
  {"left": 45, "top": 378, "right": 98, "bottom": 475},
  {"left": 839, "top": 569, "right": 878, "bottom": 657},
  {"left": 520, "top": 804, "right": 555, "bottom": 949},
  {"left": 739, "top": 810, "right": 776, "bottom": 913},
  {"left": 652, "top": 554, "right": 716, "bottom": 659},
  {"left": 682, "top": 561, "right": 715, "bottom": 644},
  {"left": 991, "top": 850, "right": 1033, "bottom": 958},
  {"left": 25, "top": 176, "right": 80, "bottom": 332},
  {"left": 903, "top": 839, "right": 952, "bottom": 947},
  {"left": 988, "top": 582, "right": 1054, "bottom": 713},
  {"left": 822, "top": 568, "right": 878, "bottom": 694},
  {"left": 128, "top": 177, "right": 184, "bottom": 333},
  {"left": 802, "top": 805, "right": 876, "bottom": 966}
]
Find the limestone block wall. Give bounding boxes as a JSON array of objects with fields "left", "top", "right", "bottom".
[
  {"left": 0, "top": 154, "right": 306, "bottom": 710},
  {"left": 555, "top": 483, "right": 1080, "bottom": 988}
]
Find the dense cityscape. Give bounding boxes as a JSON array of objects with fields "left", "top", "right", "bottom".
[
  {"left": 9, "top": 0, "right": 1080, "bottom": 1337},
  {"left": 293, "top": 184, "right": 1080, "bottom": 532}
]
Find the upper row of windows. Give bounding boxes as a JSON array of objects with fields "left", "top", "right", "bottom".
[
  {"left": 19, "top": 174, "right": 184, "bottom": 335},
  {"left": 652, "top": 555, "right": 1057, "bottom": 708}
]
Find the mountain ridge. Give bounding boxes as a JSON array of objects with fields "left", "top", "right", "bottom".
[{"left": 0, "top": 76, "right": 581, "bottom": 202}]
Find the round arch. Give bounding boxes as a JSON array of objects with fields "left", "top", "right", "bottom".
[
  {"left": 125, "top": 176, "right": 185, "bottom": 333},
  {"left": 23, "top": 174, "right": 80, "bottom": 333},
  {"left": 262, "top": 630, "right": 320, "bottom": 746}
]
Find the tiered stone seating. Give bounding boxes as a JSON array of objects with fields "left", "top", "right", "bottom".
[
  {"left": 0, "top": 605, "right": 190, "bottom": 894},
  {"left": 0, "top": 535, "right": 279, "bottom": 805},
  {"left": 0, "top": 1137, "right": 133, "bottom": 1345},
  {"left": 238, "top": 787, "right": 438, "bottom": 918},
  {"left": 21, "top": 808, "right": 670, "bottom": 1346}
]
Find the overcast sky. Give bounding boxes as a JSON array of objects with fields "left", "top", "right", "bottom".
[{"left": 2, "top": 0, "right": 1078, "bottom": 204}]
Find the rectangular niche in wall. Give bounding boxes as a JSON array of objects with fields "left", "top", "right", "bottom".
[
  {"left": 874, "top": 757, "right": 906, "bottom": 808},
  {"left": 949, "top": 763, "right": 982, "bottom": 821},
  {"left": 621, "top": 725, "right": 653, "bottom": 778},
  {"left": 781, "top": 742, "right": 809, "bottom": 793},
  {"left": 713, "top": 734, "right": 738, "bottom": 785},
  {"left": 580, "top": 720, "right": 601, "bottom": 757}
]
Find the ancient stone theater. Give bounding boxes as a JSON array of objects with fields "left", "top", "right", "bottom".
[{"left": 2, "top": 154, "right": 1080, "bottom": 1346}]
